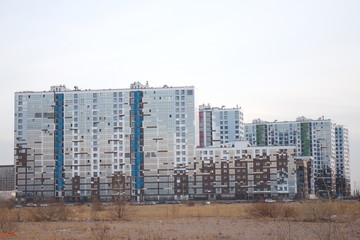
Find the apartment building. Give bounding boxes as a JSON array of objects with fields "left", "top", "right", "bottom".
[
  {"left": 190, "top": 141, "right": 298, "bottom": 200},
  {"left": 244, "top": 117, "right": 350, "bottom": 197},
  {"left": 199, "top": 104, "right": 244, "bottom": 147},
  {"left": 335, "top": 125, "right": 351, "bottom": 196},
  {"left": 14, "top": 82, "right": 195, "bottom": 202},
  {"left": 14, "top": 82, "right": 350, "bottom": 201}
]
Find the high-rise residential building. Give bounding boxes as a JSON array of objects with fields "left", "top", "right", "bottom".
[
  {"left": 14, "top": 82, "right": 351, "bottom": 201},
  {"left": 0, "top": 165, "right": 15, "bottom": 191},
  {"left": 199, "top": 104, "right": 244, "bottom": 147},
  {"left": 244, "top": 116, "right": 350, "bottom": 197},
  {"left": 14, "top": 82, "right": 195, "bottom": 202},
  {"left": 335, "top": 125, "right": 351, "bottom": 196}
]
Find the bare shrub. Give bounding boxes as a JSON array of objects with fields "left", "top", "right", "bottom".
[
  {"left": 273, "top": 220, "right": 306, "bottom": 240},
  {"left": 280, "top": 204, "right": 298, "bottom": 219},
  {"left": 170, "top": 205, "right": 180, "bottom": 217},
  {"left": 207, "top": 232, "right": 233, "bottom": 240},
  {"left": 13, "top": 208, "right": 22, "bottom": 222},
  {"left": 0, "top": 209, "right": 17, "bottom": 234},
  {"left": 247, "top": 202, "right": 280, "bottom": 218},
  {"left": 91, "top": 199, "right": 104, "bottom": 212},
  {"left": 90, "top": 222, "right": 113, "bottom": 240},
  {"left": 187, "top": 201, "right": 195, "bottom": 207},
  {"left": 0, "top": 200, "right": 14, "bottom": 210},
  {"left": 30, "top": 204, "right": 71, "bottom": 221},
  {"left": 114, "top": 195, "right": 129, "bottom": 220},
  {"left": 299, "top": 202, "right": 337, "bottom": 222}
]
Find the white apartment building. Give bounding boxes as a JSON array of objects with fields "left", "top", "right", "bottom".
[
  {"left": 244, "top": 116, "right": 350, "bottom": 197},
  {"left": 199, "top": 104, "right": 244, "bottom": 147},
  {"left": 335, "top": 125, "right": 351, "bottom": 196},
  {"left": 14, "top": 82, "right": 195, "bottom": 202}
]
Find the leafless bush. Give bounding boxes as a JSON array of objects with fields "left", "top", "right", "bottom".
[
  {"left": 114, "top": 195, "right": 128, "bottom": 220},
  {"left": 280, "top": 204, "right": 298, "bottom": 219},
  {"left": 13, "top": 208, "right": 22, "bottom": 222},
  {"left": 299, "top": 202, "right": 337, "bottom": 222},
  {"left": 0, "top": 200, "right": 14, "bottom": 210},
  {"left": 168, "top": 205, "right": 180, "bottom": 217},
  {"left": 91, "top": 199, "right": 104, "bottom": 212},
  {"left": 247, "top": 202, "right": 280, "bottom": 218},
  {"left": 30, "top": 204, "right": 71, "bottom": 221},
  {"left": 187, "top": 201, "right": 195, "bottom": 207},
  {"left": 90, "top": 222, "right": 113, "bottom": 240},
  {"left": 0, "top": 209, "right": 17, "bottom": 234}
]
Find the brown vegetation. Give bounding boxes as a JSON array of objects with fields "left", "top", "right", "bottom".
[
  {"left": 29, "top": 204, "right": 71, "bottom": 222},
  {"left": 113, "top": 195, "right": 129, "bottom": 220},
  {"left": 0, "top": 209, "right": 17, "bottom": 234},
  {"left": 1, "top": 201, "right": 359, "bottom": 239}
]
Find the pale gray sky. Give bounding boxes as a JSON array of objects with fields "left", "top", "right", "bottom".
[{"left": 1, "top": 0, "right": 359, "bottom": 188}]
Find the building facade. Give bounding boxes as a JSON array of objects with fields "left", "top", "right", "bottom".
[
  {"left": 335, "top": 125, "right": 351, "bottom": 196},
  {"left": 0, "top": 165, "right": 15, "bottom": 191},
  {"left": 14, "top": 82, "right": 350, "bottom": 201},
  {"left": 14, "top": 82, "right": 195, "bottom": 202},
  {"left": 199, "top": 104, "right": 244, "bottom": 147},
  {"left": 191, "top": 142, "right": 298, "bottom": 200},
  {"left": 244, "top": 117, "right": 350, "bottom": 197}
]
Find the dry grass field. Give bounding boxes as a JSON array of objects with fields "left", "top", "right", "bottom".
[{"left": 1, "top": 201, "right": 360, "bottom": 240}]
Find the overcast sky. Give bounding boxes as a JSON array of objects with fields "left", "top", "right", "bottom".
[{"left": 1, "top": 0, "right": 359, "bottom": 189}]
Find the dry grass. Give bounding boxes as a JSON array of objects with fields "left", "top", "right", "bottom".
[
  {"left": 0, "top": 199, "right": 14, "bottom": 210},
  {"left": 28, "top": 204, "right": 72, "bottom": 222},
  {"left": 90, "top": 222, "right": 113, "bottom": 240},
  {"left": 7, "top": 201, "right": 360, "bottom": 223},
  {"left": 246, "top": 201, "right": 360, "bottom": 223},
  {"left": 0, "top": 208, "right": 17, "bottom": 234},
  {"left": 14, "top": 216, "right": 360, "bottom": 240},
  {"left": 247, "top": 202, "right": 281, "bottom": 218},
  {"left": 247, "top": 202, "right": 298, "bottom": 219},
  {"left": 296, "top": 201, "right": 360, "bottom": 222},
  {"left": 129, "top": 204, "right": 248, "bottom": 219},
  {"left": 3, "top": 201, "right": 359, "bottom": 239}
]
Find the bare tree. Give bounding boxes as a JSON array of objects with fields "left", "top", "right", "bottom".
[{"left": 114, "top": 195, "right": 129, "bottom": 220}]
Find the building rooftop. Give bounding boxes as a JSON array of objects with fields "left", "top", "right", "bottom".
[{"left": 16, "top": 82, "right": 194, "bottom": 94}]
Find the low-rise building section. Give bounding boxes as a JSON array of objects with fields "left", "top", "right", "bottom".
[
  {"left": 0, "top": 165, "right": 15, "bottom": 191},
  {"left": 191, "top": 142, "right": 298, "bottom": 200}
]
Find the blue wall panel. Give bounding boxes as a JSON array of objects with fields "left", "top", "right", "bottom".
[
  {"left": 55, "top": 94, "right": 64, "bottom": 192},
  {"left": 131, "top": 91, "right": 144, "bottom": 191}
]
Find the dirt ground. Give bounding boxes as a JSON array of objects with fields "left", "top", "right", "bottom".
[{"left": 12, "top": 217, "right": 360, "bottom": 240}]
